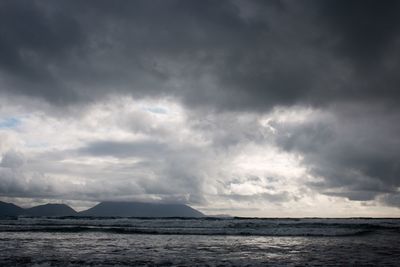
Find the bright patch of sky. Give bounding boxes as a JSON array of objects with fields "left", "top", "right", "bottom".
[
  {"left": 144, "top": 107, "right": 168, "bottom": 114},
  {"left": 0, "top": 117, "right": 20, "bottom": 129}
]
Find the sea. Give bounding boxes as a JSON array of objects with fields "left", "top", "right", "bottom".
[{"left": 0, "top": 217, "right": 399, "bottom": 266}]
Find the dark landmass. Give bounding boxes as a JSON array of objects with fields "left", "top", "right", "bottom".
[
  {"left": 26, "top": 203, "right": 78, "bottom": 217},
  {"left": 79, "top": 201, "right": 204, "bottom": 217},
  {"left": 0, "top": 201, "right": 204, "bottom": 217},
  {"left": 0, "top": 201, "right": 78, "bottom": 217},
  {"left": 0, "top": 201, "right": 25, "bottom": 216}
]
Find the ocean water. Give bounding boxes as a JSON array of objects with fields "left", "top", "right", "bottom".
[{"left": 0, "top": 217, "right": 399, "bottom": 266}]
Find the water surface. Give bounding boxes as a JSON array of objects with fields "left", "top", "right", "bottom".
[{"left": 0, "top": 217, "right": 399, "bottom": 266}]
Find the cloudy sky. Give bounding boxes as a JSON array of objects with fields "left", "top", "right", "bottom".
[{"left": 0, "top": 0, "right": 400, "bottom": 217}]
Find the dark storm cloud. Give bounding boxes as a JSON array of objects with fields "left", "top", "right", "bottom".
[
  {"left": 0, "top": 0, "right": 84, "bottom": 103},
  {"left": 1, "top": 0, "right": 400, "bottom": 110},
  {"left": 312, "top": 0, "right": 400, "bottom": 107},
  {"left": 316, "top": 0, "right": 400, "bottom": 67}
]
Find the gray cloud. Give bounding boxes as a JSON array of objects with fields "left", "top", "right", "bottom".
[
  {"left": 62, "top": 139, "right": 210, "bottom": 204},
  {"left": 1, "top": 0, "right": 399, "bottom": 111},
  {"left": 273, "top": 104, "right": 400, "bottom": 206},
  {"left": 0, "top": 150, "right": 59, "bottom": 198},
  {"left": 79, "top": 140, "right": 168, "bottom": 158},
  {"left": 0, "top": 150, "right": 25, "bottom": 169},
  {"left": 316, "top": 0, "right": 400, "bottom": 67},
  {"left": 0, "top": 0, "right": 84, "bottom": 104},
  {"left": 0, "top": 148, "right": 206, "bottom": 204},
  {"left": 221, "top": 192, "right": 291, "bottom": 204}
]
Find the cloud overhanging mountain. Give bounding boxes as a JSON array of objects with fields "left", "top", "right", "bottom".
[{"left": 80, "top": 202, "right": 204, "bottom": 217}]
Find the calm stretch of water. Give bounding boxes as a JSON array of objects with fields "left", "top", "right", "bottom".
[{"left": 0, "top": 217, "right": 399, "bottom": 266}]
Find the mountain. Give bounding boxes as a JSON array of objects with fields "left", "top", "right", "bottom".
[
  {"left": 0, "top": 201, "right": 204, "bottom": 217},
  {"left": 26, "top": 203, "right": 78, "bottom": 217},
  {"left": 79, "top": 201, "right": 204, "bottom": 217},
  {"left": 0, "top": 201, "right": 78, "bottom": 217},
  {"left": 0, "top": 201, "right": 25, "bottom": 216}
]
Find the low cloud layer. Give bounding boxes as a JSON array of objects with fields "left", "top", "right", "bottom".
[{"left": 0, "top": 0, "right": 399, "bottom": 216}]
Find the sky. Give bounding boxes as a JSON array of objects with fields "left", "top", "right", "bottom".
[{"left": 0, "top": 0, "right": 400, "bottom": 217}]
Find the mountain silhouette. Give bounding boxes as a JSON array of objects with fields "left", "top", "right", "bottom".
[
  {"left": 0, "top": 201, "right": 25, "bottom": 216},
  {"left": 79, "top": 201, "right": 204, "bottom": 217},
  {"left": 26, "top": 203, "right": 78, "bottom": 216},
  {"left": 0, "top": 201, "right": 204, "bottom": 217}
]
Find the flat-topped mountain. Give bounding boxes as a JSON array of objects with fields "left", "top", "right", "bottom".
[
  {"left": 26, "top": 203, "right": 78, "bottom": 217},
  {"left": 0, "top": 201, "right": 25, "bottom": 216},
  {"left": 79, "top": 201, "right": 204, "bottom": 217}
]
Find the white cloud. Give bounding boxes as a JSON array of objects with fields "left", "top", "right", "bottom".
[{"left": 0, "top": 97, "right": 399, "bottom": 217}]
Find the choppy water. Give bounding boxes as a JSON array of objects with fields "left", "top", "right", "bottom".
[{"left": 0, "top": 217, "right": 399, "bottom": 266}]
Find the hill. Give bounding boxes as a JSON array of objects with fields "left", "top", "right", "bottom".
[
  {"left": 79, "top": 201, "right": 204, "bottom": 217},
  {"left": 26, "top": 203, "right": 78, "bottom": 217},
  {"left": 0, "top": 201, "right": 25, "bottom": 216}
]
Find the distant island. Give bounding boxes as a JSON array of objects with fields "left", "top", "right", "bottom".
[{"left": 0, "top": 201, "right": 204, "bottom": 217}]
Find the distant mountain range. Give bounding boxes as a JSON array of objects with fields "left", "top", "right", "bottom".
[{"left": 0, "top": 201, "right": 204, "bottom": 217}]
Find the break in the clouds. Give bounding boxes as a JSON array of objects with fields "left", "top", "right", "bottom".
[{"left": 0, "top": 0, "right": 400, "bottom": 216}]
